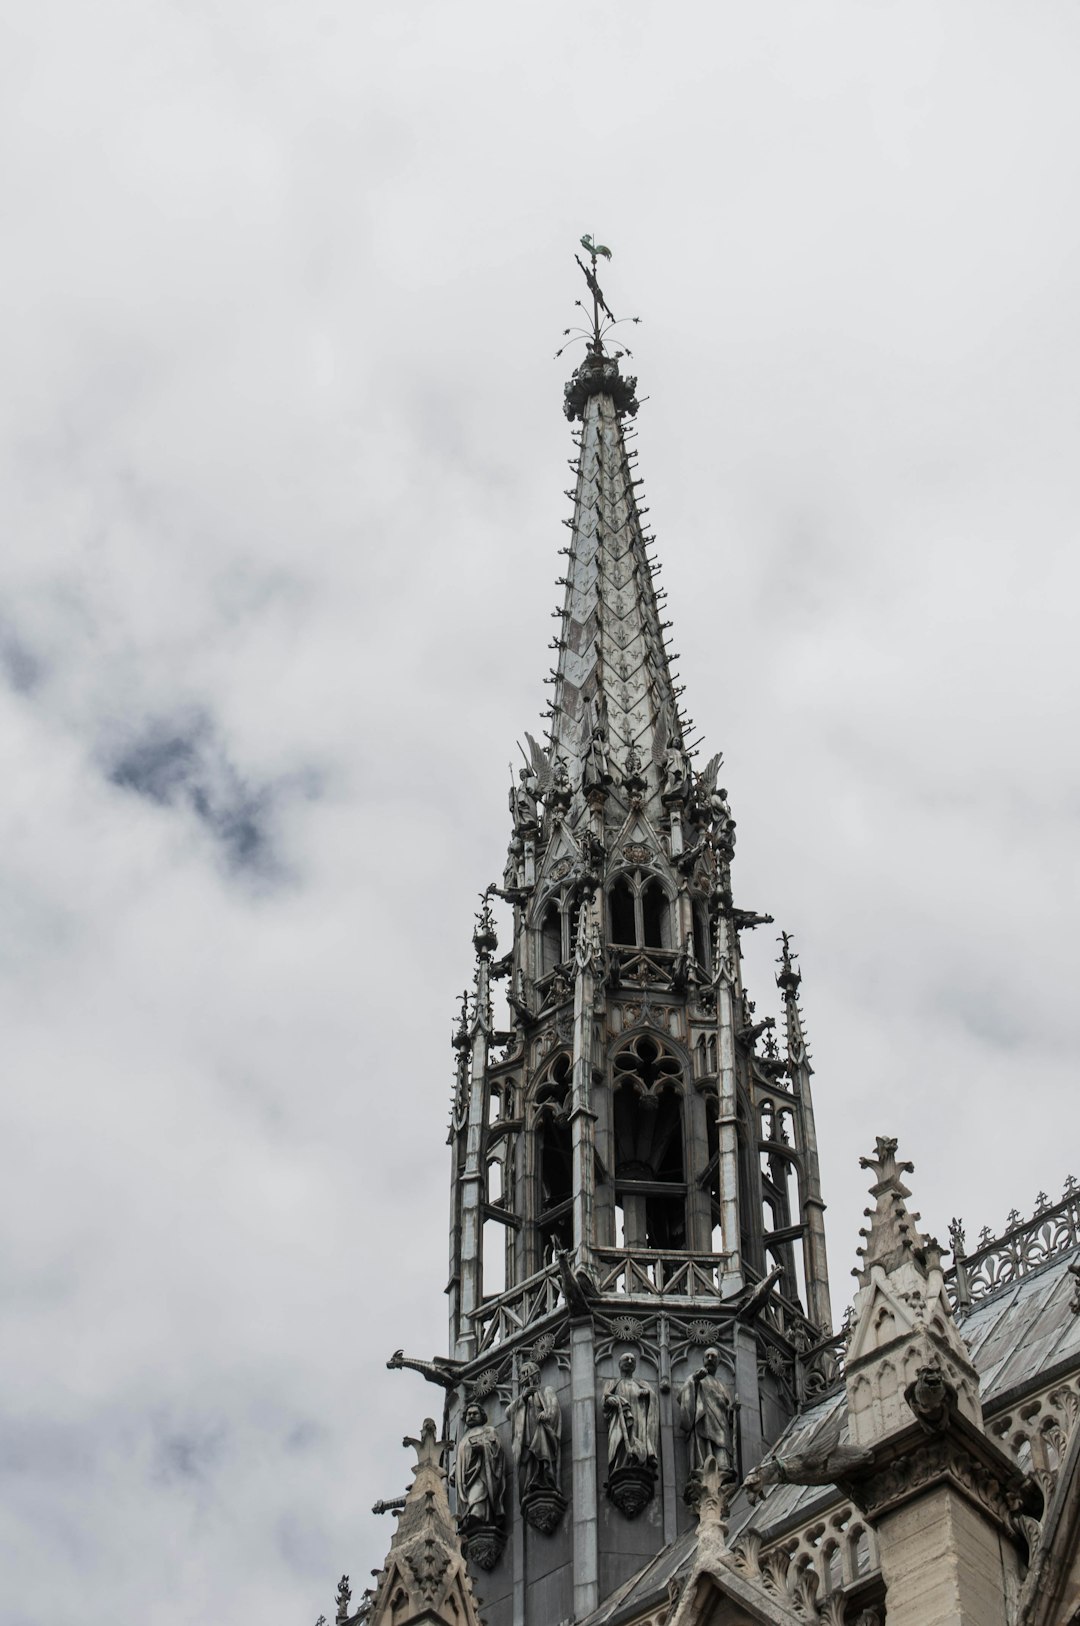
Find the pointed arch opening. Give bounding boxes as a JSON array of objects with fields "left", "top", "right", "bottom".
[
  {"left": 608, "top": 877, "right": 636, "bottom": 945},
  {"left": 533, "top": 1053, "right": 573, "bottom": 1265},
  {"left": 641, "top": 880, "right": 671, "bottom": 949},
  {"left": 539, "top": 900, "right": 562, "bottom": 976},
  {"left": 611, "top": 1033, "right": 687, "bottom": 1250}
]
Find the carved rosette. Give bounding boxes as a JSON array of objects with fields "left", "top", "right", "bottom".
[{"left": 604, "top": 1464, "right": 657, "bottom": 1520}]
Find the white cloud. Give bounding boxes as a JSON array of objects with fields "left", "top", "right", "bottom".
[{"left": 2, "top": 3, "right": 1078, "bottom": 1620}]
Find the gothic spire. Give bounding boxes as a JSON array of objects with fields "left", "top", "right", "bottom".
[{"left": 547, "top": 286, "right": 683, "bottom": 822}]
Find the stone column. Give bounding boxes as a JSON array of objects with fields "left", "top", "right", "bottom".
[{"left": 569, "top": 1320, "right": 599, "bottom": 1621}]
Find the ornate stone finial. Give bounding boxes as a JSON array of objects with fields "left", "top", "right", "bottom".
[
  {"left": 335, "top": 1575, "right": 351, "bottom": 1622},
  {"left": 687, "top": 1452, "right": 736, "bottom": 1532},
  {"left": 854, "top": 1136, "right": 925, "bottom": 1284},
  {"left": 776, "top": 930, "right": 801, "bottom": 993},
  {"left": 452, "top": 989, "right": 469, "bottom": 1050},
  {"left": 948, "top": 1217, "right": 966, "bottom": 1259},
  {"left": 472, "top": 889, "right": 497, "bottom": 956},
  {"left": 1065, "top": 1173, "right": 1078, "bottom": 1197},
  {"left": 405, "top": 1417, "right": 448, "bottom": 1470}
]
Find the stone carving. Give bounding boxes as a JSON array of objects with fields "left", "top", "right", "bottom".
[
  {"left": 677, "top": 1346, "right": 736, "bottom": 1501},
  {"left": 549, "top": 757, "right": 572, "bottom": 809},
  {"left": 455, "top": 1402, "right": 507, "bottom": 1570},
  {"left": 510, "top": 767, "right": 539, "bottom": 831},
  {"left": 662, "top": 745, "right": 691, "bottom": 801},
  {"left": 386, "top": 1349, "right": 463, "bottom": 1391},
  {"left": 508, "top": 1360, "right": 566, "bottom": 1533},
  {"left": 743, "top": 1439, "right": 875, "bottom": 1504},
  {"left": 602, "top": 1352, "right": 659, "bottom": 1517},
  {"left": 623, "top": 743, "right": 647, "bottom": 794},
  {"left": 335, "top": 1575, "right": 351, "bottom": 1622},
  {"left": 905, "top": 1362, "right": 958, "bottom": 1434},
  {"left": 582, "top": 724, "right": 613, "bottom": 794}
]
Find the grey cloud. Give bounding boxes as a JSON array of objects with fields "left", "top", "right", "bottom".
[{"left": 105, "top": 714, "right": 321, "bottom": 876}]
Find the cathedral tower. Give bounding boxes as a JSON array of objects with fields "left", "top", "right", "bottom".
[{"left": 389, "top": 257, "right": 835, "bottom": 1626}]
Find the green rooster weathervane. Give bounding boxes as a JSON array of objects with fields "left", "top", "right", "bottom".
[{"left": 575, "top": 234, "right": 616, "bottom": 351}]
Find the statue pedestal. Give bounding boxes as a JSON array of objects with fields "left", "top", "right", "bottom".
[
  {"left": 604, "top": 1465, "right": 657, "bottom": 1520},
  {"left": 521, "top": 1487, "right": 567, "bottom": 1535},
  {"left": 460, "top": 1523, "right": 505, "bottom": 1572}
]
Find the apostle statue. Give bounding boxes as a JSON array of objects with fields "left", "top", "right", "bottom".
[
  {"left": 603, "top": 1351, "right": 659, "bottom": 1479},
  {"left": 663, "top": 746, "right": 691, "bottom": 801},
  {"left": 507, "top": 1361, "right": 566, "bottom": 1531},
  {"left": 582, "top": 724, "right": 613, "bottom": 794},
  {"left": 677, "top": 1346, "right": 735, "bottom": 1482},
  {"left": 510, "top": 766, "right": 539, "bottom": 831},
  {"left": 455, "top": 1402, "right": 506, "bottom": 1530}
]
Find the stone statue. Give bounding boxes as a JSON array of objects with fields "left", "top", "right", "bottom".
[
  {"left": 455, "top": 1402, "right": 506, "bottom": 1530},
  {"left": 510, "top": 767, "right": 539, "bottom": 831},
  {"left": 549, "top": 756, "right": 572, "bottom": 809},
  {"left": 663, "top": 746, "right": 690, "bottom": 800},
  {"left": 508, "top": 1361, "right": 566, "bottom": 1532},
  {"left": 602, "top": 1352, "right": 659, "bottom": 1517},
  {"left": 582, "top": 724, "right": 612, "bottom": 793},
  {"left": 677, "top": 1346, "right": 735, "bottom": 1481},
  {"left": 709, "top": 785, "right": 736, "bottom": 850}
]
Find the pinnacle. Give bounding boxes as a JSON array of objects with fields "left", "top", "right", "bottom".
[{"left": 853, "top": 1136, "right": 934, "bottom": 1285}]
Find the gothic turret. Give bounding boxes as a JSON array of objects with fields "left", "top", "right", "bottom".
[{"left": 394, "top": 257, "right": 835, "bottom": 1626}]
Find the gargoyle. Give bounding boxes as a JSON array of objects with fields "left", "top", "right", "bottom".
[
  {"left": 904, "top": 1363, "right": 958, "bottom": 1434},
  {"left": 743, "top": 1439, "right": 875, "bottom": 1504},
  {"left": 734, "top": 1264, "right": 784, "bottom": 1326},
  {"left": 556, "top": 1249, "right": 599, "bottom": 1320},
  {"left": 386, "top": 1349, "right": 465, "bottom": 1391}
]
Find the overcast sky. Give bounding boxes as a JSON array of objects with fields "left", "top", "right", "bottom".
[{"left": 2, "top": 3, "right": 1078, "bottom": 1622}]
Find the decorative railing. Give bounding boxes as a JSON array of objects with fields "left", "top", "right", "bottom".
[
  {"left": 732, "top": 1501, "right": 880, "bottom": 1622},
  {"left": 592, "top": 1247, "right": 732, "bottom": 1299},
  {"left": 947, "top": 1177, "right": 1080, "bottom": 1310},
  {"left": 469, "top": 1263, "right": 565, "bottom": 1354}
]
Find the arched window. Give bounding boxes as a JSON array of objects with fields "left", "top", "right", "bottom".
[
  {"left": 608, "top": 877, "right": 636, "bottom": 945},
  {"left": 534, "top": 1054, "right": 573, "bottom": 1264},
  {"left": 641, "top": 880, "right": 671, "bottom": 949},
  {"left": 611, "top": 1034, "right": 686, "bottom": 1249},
  {"left": 539, "top": 900, "right": 562, "bottom": 975}
]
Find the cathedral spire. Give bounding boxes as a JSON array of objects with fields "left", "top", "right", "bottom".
[
  {"left": 391, "top": 261, "right": 836, "bottom": 1626},
  {"left": 544, "top": 257, "right": 685, "bottom": 825}
]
